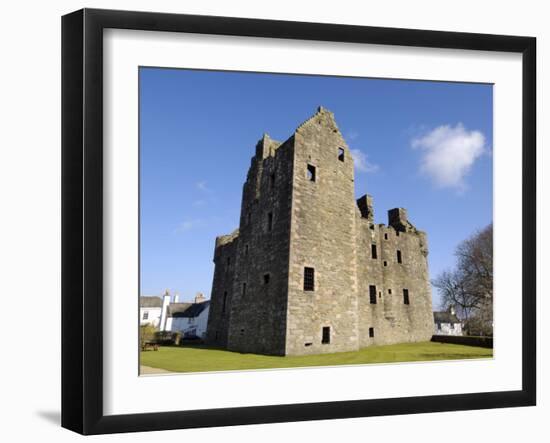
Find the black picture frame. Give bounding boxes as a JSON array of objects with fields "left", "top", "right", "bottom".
[{"left": 61, "top": 8, "right": 536, "bottom": 435}]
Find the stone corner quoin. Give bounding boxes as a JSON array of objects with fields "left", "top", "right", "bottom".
[{"left": 205, "top": 106, "right": 433, "bottom": 356}]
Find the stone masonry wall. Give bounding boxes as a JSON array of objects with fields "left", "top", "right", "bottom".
[
  {"left": 356, "top": 207, "right": 433, "bottom": 348},
  {"left": 207, "top": 135, "right": 294, "bottom": 355},
  {"left": 285, "top": 108, "right": 359, "bottom": 355}
]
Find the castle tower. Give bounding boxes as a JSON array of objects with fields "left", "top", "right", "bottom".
[
  {"left": 205, "top": 107, "right": 433, "bottom": 356},
  {"left": 284, "top": 107, "right": 359, "bottom": 355}
]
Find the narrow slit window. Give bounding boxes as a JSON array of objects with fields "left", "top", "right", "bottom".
[
  {"left": 403, "top": 288, "right": 410, "bottom": 305},
  {"left": 263, "top": 274, "right": 270, "bottom": 285},
  {"left": 338, "top": 147, "right": 345, "bottom": 162},
  {"left": 369, "top": 285, "right": 377, "bottom": 304},
  {"left": 383, "top": 261, "right": 388, "bottom": 267},
  {"left": 227, "top": 256, "right": 231, "bottom": 266},
  {"left": 307, "top": 164, "right": 316, "bottom": 182},
  {"left": 267, "top": 212, "right": 273, "bottom": 232},
  {"left": 245, "top": 244, "right": 249, "bottom": 255},
  {"left": 322, "top": 326, "right": 331, "bottom": 344},
  {"left": 384, "top": 233, "right": 388, "bottom": 240},
  {"left": 388, "top": 289, "right": 392, "bottom": 294},
  {"left": 397, "top": 250, "right": 402, "bottom": 264},
  {"left": 247, "top": 211, "right": 251, "bottom": 225},
  {"left": 270, "top": 173, "right": 275, "bottom": 189},
  {"left": 242, "top": 282, "right": 247, "bottom": 297},
  {"left": 304, "top": 267, "right": 315, "bottom": 291},
  {"left": 369, "top": 327, "right": 375, "bottom": 338},
  {"left": 371, "top": 244, "right": 378, "bottom": 259},
  {"left": 222, "top": 291, "right": 228, "bottom": 314}
]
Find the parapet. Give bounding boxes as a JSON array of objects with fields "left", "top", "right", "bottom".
[
  {"left": 255, "top": 133, "right": 282, "bottom": 160},
  {"left": 388, "top": 208, "right": 419, "bottom": 234},
  {"left": 357, "top": 194, "right": 374, "bottom": 221},
  {"left": 215, "top": 229, "right": 239, "bottom": 249}
]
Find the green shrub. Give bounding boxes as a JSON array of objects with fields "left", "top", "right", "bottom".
[{"left": 154, "top": 331, "right": 181, "bottom": 346}]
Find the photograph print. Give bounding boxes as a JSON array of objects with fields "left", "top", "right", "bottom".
[{"left": 138, "top": 68, "right": 493, "bottom": 375}]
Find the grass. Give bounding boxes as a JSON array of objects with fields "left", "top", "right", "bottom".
[{"left": 140, "top": 341, "right": 493, "bottom": 373}]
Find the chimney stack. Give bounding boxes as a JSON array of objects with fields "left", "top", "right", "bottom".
[
  {"left": 159, "top": 289, "right": 171, "bottom": 331},
  {"left": 194, "top": 292, "right": 206, "bottom": 304}
]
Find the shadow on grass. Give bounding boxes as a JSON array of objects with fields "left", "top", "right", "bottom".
[{"left": 172, "top": 342, "right": 286, "bottom": 357}]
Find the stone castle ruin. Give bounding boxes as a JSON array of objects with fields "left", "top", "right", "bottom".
[{"left": 206, "top": 107, "right": 433, "bottom": 356}]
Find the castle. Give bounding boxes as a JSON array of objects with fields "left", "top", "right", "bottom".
[{"left": 205, "top": 107, "right": 434, "bottom": 356}]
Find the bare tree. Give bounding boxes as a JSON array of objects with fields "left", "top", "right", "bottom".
[{"left": 433, "top": 224, "right": 493, "bottom": 335}]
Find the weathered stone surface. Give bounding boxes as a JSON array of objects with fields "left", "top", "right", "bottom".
[{"left": 205, "top": 107, "right": 433, "bottom": 356}]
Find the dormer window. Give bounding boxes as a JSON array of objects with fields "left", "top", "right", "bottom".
[{"left": 338, "top": 147, "right": 345, "bottom": 162}]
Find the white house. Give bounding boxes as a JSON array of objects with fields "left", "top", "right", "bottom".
[
  {"left": 139, "top": 296, "right": 163, "bottom": 327},
  {"left": 164, "top": 293, "right": 210, "bottom": 339},
  {"left": 142, "top": 290, "right": 210, "bottom": 339},
  {"left": 433, "top": 306, "right": 463, "bottom": 336}
]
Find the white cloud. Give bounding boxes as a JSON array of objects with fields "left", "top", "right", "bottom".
[
  {"left": 195, "top": 181, "right": 209, "bottom": 192},
  {"left": 412, "top": 123, "right": 486, "bottom": 191},
  {"left": 175, "top": 218, "right": 203, "bottom": 233},
  {"left": 350, "top": 148, "right": 379, "bottom": 173}
]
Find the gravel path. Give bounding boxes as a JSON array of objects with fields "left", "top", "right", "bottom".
[{"left": 140, "top": 365, "right": 171, "bottom": 375}]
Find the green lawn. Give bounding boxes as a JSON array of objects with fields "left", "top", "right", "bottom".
[{"left": 140, "top": 341, "right": 492, "bottom": 373}]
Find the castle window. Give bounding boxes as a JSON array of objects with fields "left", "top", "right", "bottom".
[
  {"left": 263, "top": 273, "right": 270, "bottom": 285},
  {"left": 388, "top": 289, "right": 392, "bottom": 294},
  {"left": 304, "top": 267, "right": 315, "bottom": 291},
  {"left": 245, "top": 244, "right": 249, "bottom": 255},
  {"left": 227, "top": 256, "right": 231, "bottom": 266},
  {"left": 369, "top": 327, "right": 375, "bottom": 338},
  {"left": 270, "top": 173, "right": 275, "bottom": 189},
  {"left": 143, "top": 311, "right": 149, "bottom": 320},
  {"left": 397, "top": 250, "right": 402, "bottom": 264},
  {"left": 384, "top": 233, "right": 388, "bottom": 240},
  {"left": 322, "top": 327, "right": 331, "bottom": 344},
  {"left": 307, "top": 164, "right": 316, "bottom": 182},
  {"left": 383, "top": 261, "right": 388, "bottom": 267},
  {"left": 267, "top": 212, "right": 273, "bottom": 232},
  {"left": 369, "top": 285, "right": 377, "bottom": 304},
  {"left": 222, "top": 291, "right": 228, "bottom": 314},
  {"left": 403, "top": 288, "right": 410, "bottom": 305},
  {"left": 242, "top": 282, "right": 247, "bottom": 297},
  {"left": 247, "top": 211, "right": 251, "bottom": 225},
  {"left": 338, "top": 147, "right": 345, "bottom": 162},
  {"left": 371, "top": 244, "right": 378, "bottom": 259}
]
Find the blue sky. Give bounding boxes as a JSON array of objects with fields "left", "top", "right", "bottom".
[{"left": 140, "top": 67, "right": 493, "bottom": 309}]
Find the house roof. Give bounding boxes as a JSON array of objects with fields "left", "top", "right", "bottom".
[
  {"left": 140, "top": 296, "right": 163, "bottom": 308},
  {"left": 433, "top": 311, "right": 460, "bottom": 324},
  {"left": 169, "top": 301, "right": 210, "bottom": 318},
  {"left": 167, "top": 302, "right": 192, "bottom": 317}
]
